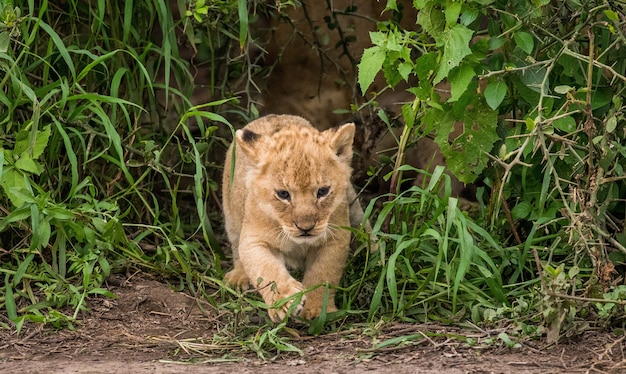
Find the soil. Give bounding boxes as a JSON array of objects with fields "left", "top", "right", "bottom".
[{"left": 1, "top": 274, "right": 624, "bottom": 374}]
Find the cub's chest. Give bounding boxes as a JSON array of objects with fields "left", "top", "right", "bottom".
[{"left": 279, "top": 240, "right": 320, "bottom": 270}]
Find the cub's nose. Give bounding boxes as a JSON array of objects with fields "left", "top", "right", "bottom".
[{"left": 294, "top": 221, "right": 316, "bottom": 236}]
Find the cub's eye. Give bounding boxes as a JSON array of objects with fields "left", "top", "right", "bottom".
[
  {"left": 317, "top": 186, "right": 330, "bottom": 198},
  {"left": 276, "top": 190, "right": 290, "bottom": 201}
]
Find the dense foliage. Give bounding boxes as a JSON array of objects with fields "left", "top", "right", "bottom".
[
  {"left": 0, "top": 0, "right": 241, "bottom": 329},
  {"left": 356, "top": 0, "right": 626, "bottom": 342},
  {"left": 0, "top": 0, "right": 624, "bottom": 353}
]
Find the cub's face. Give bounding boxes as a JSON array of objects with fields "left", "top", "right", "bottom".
[{"left": 237, "top": 123, "right": 355, "bottom": 244}]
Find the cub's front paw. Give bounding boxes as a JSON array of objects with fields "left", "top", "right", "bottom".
[
  {"left": 262, "top": 278, "right": 306, "bottom": 323},
  {"left": 224, "top": 263, "right": 250, "bottom": 290},
  {"left": 299, "top": 300, "right": 337, "bottom": 320}
]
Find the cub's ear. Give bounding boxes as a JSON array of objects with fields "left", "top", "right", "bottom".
[
  {"left": 327, "top": 122, "right": 355, "bottom": 164},
  {"left": 235, "top": 128, "right": 263, "bottom": 162}
]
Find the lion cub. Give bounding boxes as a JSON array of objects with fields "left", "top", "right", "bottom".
[{"left": 222, "top": 114, "right": 356, "bottom": 322}]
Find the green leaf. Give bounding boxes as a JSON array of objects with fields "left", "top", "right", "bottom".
[
  {"left": 13, "top": 125, "right": 51, "bottom": 160},
  {"left": 383, "top": 55, "right": 403, "bottom": 87},
  {"left": 553, "top": 116, "right": 576, "bottom": 133},
  {"left": 513, "top": 31, "right": 534, "bottom": 54},
  {"left": 488, "top": 36, "right": 505, "bottom": 50},
  {"left": 0, "top": 147, "right": 4, "bottom": 180},
  {"left": 5, "top": 275, "right": 17, "bottom": 320},
  {"left": 14, "top": 129, "right": 30, "bottom": 155},
  {"left": 398, "top": 61, "right": 413, "bottom": 81},
  {"left": 554, "top": 85, "right": 573, "bottom": 94},
  {"left": 15, "top": 156, "right": 42, "bottom": 175},
  {"left": 414, "top": 52, "right": 438, "bottom": 81},
  {"left": 432, "top": 102, "right": 499, "bottom": 183},
  {"left": 382, "top": 29, "right": 402, "bottom": 52},
  {"left": 13, "top": 253, "right": 35, "bottom": 286},
  {"left": 417, "top": 2, "right": 445, "bottom": 39},
  {"left": 375, "top": 334, "right": 423, "bottom": 349},
  {"left": 369, "top": 31, "right": 386, "bottom": 47},
  {"left": 606, "top": 116, "right": 617, "bottom": 133},
  {"left": 445, "top": 1, "right": 462, "bottom": 27},
  {"left": 87, "top": 288, "right": 116, "bottom": 298},
  {"left": 484, "top": 79, "right": 507, "bottom": 110},
  {"left": 402, "top": 102, "right": 417, "bottom": 128},
  {"left": 36, "top": 19, "right": 76, "bottom": 79},
  {"left": 434, "top": 24, "right": 474, "bottom": 84},
  {"left": 47, "top": 204, "right": 74, "bottom": 221},
  {"left": 358, "top": 46, "right": 386, "bottom": 94},
  {"left": 0, "top": 205, "right": 31, "bottom": 232},
  {"left": 0, "top": 31, "right": 9, "bottom": 53},
  {"left": 511, "top": 201, "right": 532, "bottom": 219},
  {"left": 34, "top": 217, "right": 51, "bottom": 250},
  {"left": 604, "top": 9, "right": 619, "bottom": 21},
  {"left": 448, "top": 65, "right": 475, "bottom": 102},
  {"left": 385, "top": 0, "right": 398, "bottom": 11},
  {"left": 237, "top": 0, "right": 248, "bottom": 48},
  {"left": 518, "top": 65, "right": 548, "bottom": 94},
  {"left": 460, "top": 9, "right": 479, "bottom": 26},
  {"left": 0, "top": 167, "right": 29, "bottom": 207},
  {"left": 31, "top": 124, "right": 51, "bottom": 159}
]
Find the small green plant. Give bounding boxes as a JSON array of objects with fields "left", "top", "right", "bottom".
[
  {"left": 540, "top": 264, "right": 578, "bottom": 343},
  {"left": 342, "top": 166, "right": 508, "bottom": 325},
  {"left": 595, "top": 285, "right": 626, "bottom": 327}
]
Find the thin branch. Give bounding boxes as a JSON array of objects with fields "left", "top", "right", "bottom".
[
  {"left": 546, "top": 291, "right": 626, "bottom": 306},
  {"left": 478, "top": 60, "right": 552, "bottom": 80},
  {"left": 562, "top": 48, "right": 626, "bottom": 83}
]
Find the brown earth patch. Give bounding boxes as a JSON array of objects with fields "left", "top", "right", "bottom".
[{"left": 1, "top": 274, "right": 624, "bottom": 373}]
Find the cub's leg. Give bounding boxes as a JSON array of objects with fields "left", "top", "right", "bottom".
[
  {"left": 239, "top": 242, "right": 305, "bottom": 322},
  {"left": 299, "top": 231, "right": 351, "bottom": 320},
  {"left": 223, "top": 213, "right": 250, "bottom": 289}
]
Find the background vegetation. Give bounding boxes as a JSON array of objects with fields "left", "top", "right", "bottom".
[{"left": 1, "top": 0, "right": 625, "bottom": 355}]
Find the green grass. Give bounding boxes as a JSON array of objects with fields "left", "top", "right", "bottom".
[{"left": 0, "top": 0, "right": 227, "bottom": 331}]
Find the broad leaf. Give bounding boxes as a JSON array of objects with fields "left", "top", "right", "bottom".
[
  {"left": 461, "top": 9, "right": 479, "bottom": 26},
  {"left": 14, "top": 156, "right": 42, "bottom": 175},
  {"left": 383, "top": 54, "right": 403, "bottom": 87},
  {"left": 13, "top": 125, "right": 51, "bottom": 159},
  {"left": 398, "top": 61, "right": 413, "bottom": 81},
  {"left": 417, "top": 3, "right": 445, "bottom": 39},
  {"left": 358, "top": 46, "right": 386, "bottom": 94},
  {"left": 0, "top": 167, "right": 30, "bottom": 207},
  {"left": 434, "top": 24, "right": 474, "bottom": 84},
  {"left": 31, "top": 125, "right": 51, "bottom": 159},
  {"left": 445, "top": 1, "right": 462, "bottom": 27},
  {"left": 414, "top": 52, "right": 438, "bottom": 81},
  {"left": 511, "top": 201, "right": 533, "bottom": 219},
  {"left": 430, "top": 102, "right": 499, "bottom": 183},
  {"left": 484, "top": 79, "right": 507, "bottom": 109},
  {"left": 513, "top": 31, "right": 534, "bottom": 54},
  {"left": 448, "top": 65, "right": 475, "bottom": 102},
  {"left": 553, "top": 116, "right": 576, "bottom": 133},
  {"left": 604, "top": 9, "right": 619, "bottom": 21}
]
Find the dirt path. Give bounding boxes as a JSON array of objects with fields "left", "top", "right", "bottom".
[{"left": 1, "top": 275, "right": 624, "bottom": 373}]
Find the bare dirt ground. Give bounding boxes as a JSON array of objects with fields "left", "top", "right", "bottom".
[{"left": 1, "top": 274, "right": 624, "bottom": 374}]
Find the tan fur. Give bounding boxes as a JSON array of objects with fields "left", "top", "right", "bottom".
[{"left": 222, "top": 114, "right": 358, "bottom": 322}]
